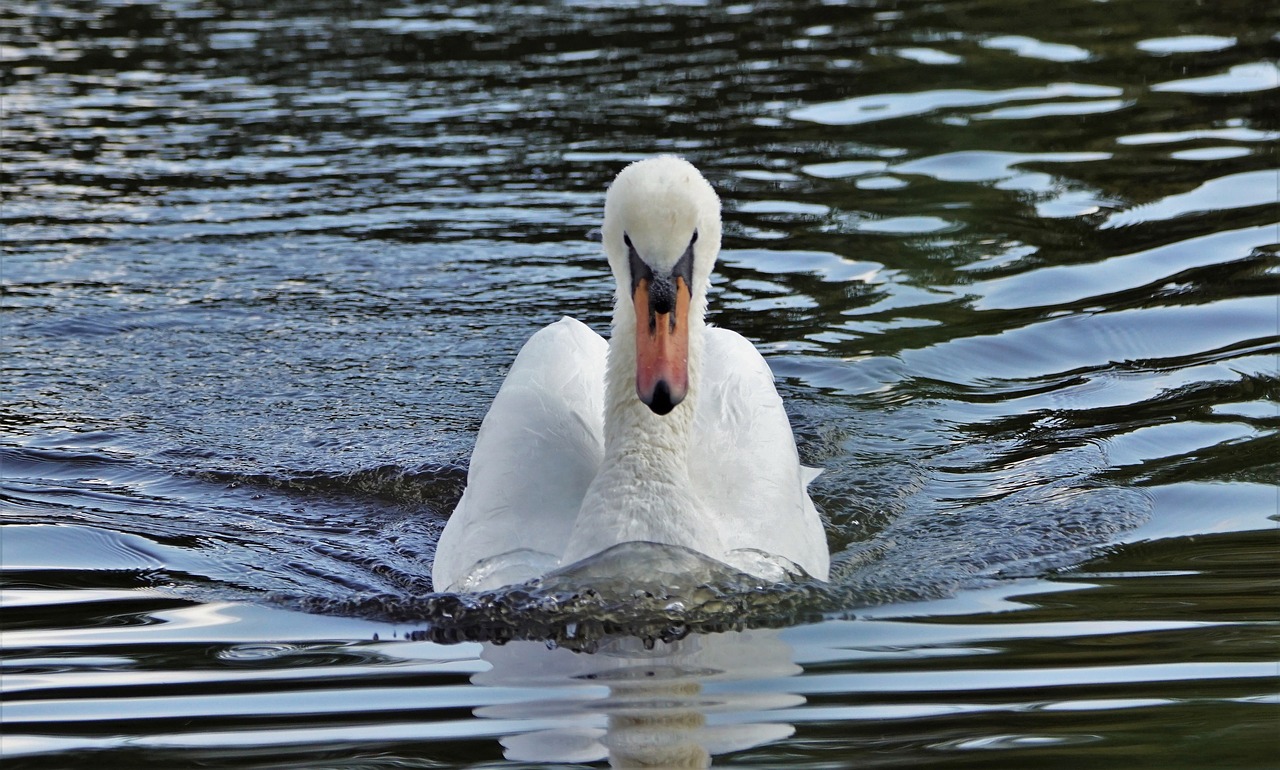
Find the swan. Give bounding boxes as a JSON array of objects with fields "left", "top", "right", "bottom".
[{"left": 431, "top": 156, "right": 829, "bottom": 592}]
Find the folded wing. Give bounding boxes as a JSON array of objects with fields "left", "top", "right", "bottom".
[
  {"left": 692, "top": 327, "right": 829, "bottom": 579},
  {"left": 432, "top": 317, "right": 607, "bottom": 591}
]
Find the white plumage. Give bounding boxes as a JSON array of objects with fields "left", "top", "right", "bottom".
[{"left": 432, "top": 156, "right": 829, "bottom": 592}]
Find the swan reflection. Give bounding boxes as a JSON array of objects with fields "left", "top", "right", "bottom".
[{"left": 473, "top": 629, "right": 803, "bottom": 767}]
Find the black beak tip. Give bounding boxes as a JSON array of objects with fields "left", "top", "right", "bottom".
[{"left": 644, "top": 381, "right": 679, "bottom": 415}]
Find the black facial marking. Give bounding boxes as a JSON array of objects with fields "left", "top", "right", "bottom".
[
  {"left": 627, "top": 230, "right": 697, "bottom": 329},
  {"left": 627, "top": 236, "right": 651, "bottom": 298},
  {"left": 673, "top": 234, "right": 695, "bottom": 289}
]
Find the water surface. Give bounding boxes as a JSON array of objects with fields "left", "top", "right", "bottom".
[{"left": 3, "top": 0, "right": 1278, "bottom": 767}]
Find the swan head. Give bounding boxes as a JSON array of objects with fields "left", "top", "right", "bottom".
[{"left": 601, "top": 156, "right": 723, "bottom": 416}]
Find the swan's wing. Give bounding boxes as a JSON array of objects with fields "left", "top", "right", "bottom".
[
  {"left": 432, "top": 317, "right": 606, "bottom": 591},
  {"left": 692, "top": 327, "right": 830, "bottom": 579}
]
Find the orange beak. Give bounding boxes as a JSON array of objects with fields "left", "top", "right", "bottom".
[{"left": 633, "top": 275, "right": 691, "bottom": 415}]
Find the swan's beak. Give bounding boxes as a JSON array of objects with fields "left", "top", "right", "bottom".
[{"left": 633, "top": 274, "right": 691, "bottom": 415}]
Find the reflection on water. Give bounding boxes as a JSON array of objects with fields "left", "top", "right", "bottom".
[
  {"left": 3, "top": 0, "right": 1278, "bottom": 766},
  {"left": 475, "top": 630, "right": 800, "bottom": 767}
]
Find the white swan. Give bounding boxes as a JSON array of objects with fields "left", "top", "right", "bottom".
[{"left": 431, "top": 156, "right": 829, "bottom": 592}]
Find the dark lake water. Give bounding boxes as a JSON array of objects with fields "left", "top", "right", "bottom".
[{"left": 3, "top": 0, "right": 1278, "bottom": 767}]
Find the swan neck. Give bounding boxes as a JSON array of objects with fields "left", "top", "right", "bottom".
[{"left": 603, "top": 314, "right": 703, "bottom": 468}]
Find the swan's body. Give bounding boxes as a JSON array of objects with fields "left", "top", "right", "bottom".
[{"left": 432, "top": 157, "right": 829, "bottom": 592}]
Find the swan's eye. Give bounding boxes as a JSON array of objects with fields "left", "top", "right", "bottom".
[{"left": 623, "top": 233, "right": 633, "bottom": 249}]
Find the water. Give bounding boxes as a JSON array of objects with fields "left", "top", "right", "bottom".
[{"left": 3, "top": 0, "right": 1278, "bottom": 766}]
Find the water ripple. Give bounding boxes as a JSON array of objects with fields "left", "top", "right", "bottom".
[{"left": 4, "top": 0, "right": 1276, "bottom": 764}]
